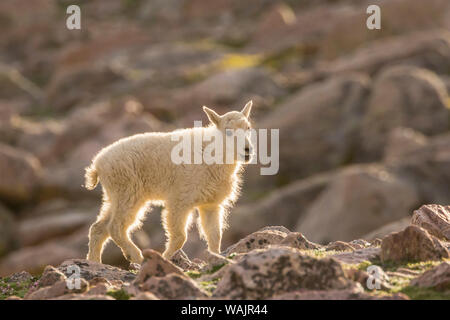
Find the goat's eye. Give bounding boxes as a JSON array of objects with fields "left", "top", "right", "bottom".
[{"left": 226, "top": 130, "right": 233, "bottom": 136}]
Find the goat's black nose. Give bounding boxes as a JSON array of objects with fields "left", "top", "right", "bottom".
[{"left": 245, "top": 147, "right": 251, "bottom": 154}]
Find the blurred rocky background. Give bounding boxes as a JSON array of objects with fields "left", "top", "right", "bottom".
[{"left": 1, "top": 0, "right": 450, "bottom": 276}]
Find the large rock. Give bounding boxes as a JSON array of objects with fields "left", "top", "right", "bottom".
[
  {"left": 199, "top": 250, "right": 232, "bottom": 272},
  {"left": 47, "top": 39, "right": 225, "bottom": 115},
  {"left": 252, "top": 2, "right": 450, "bottom": 61},
  {"left": 227, "top": 171, "right": 336, "bottom": 243},
  {"left": 12, "top": 116, "right": 65, "bottom": 165},
  {"left": 170, "top": 249, "right": 204, "bottom": 271},
  {"left": 45, "top": 38, "right": 143, "bottom": 113},
  {"left": 321, "top": 31, "right": 450, "bottom": 76},
  {"left": 297, "top": 165, "right": 419, "bottom": 243},
  {"left": 5, "top": 271, "right": 33, "bottom": 284},
  {"left": 383, "top": 127, "right": 428, "bottom": 162},
  {"left": 223, "top": 228, "right": 320, "bottom": 256},
  {"left": 0, "top": 99, "right": 32, "bottom": 146},
  {"left": 16, "top": 100, "right": 128, "bottom": 164},
  {"left": 171, "top": 67, "right": 284, "bottom": 125},
  {"left": 18, "top": 210, "right": 93, "bottom": 247},
  {"left": 42, "top": 100, "right": 166, "bottom": 197},
  {"left": 325, "top": 241, "right": 357, "bottom": 252},
  {"left": 250, "top": 3, "right": 359, "bottom": 54},
  {"left": 134, "top": 249, "right": 184, "bottom": 285},
  {"left": 139, "top": 274, "right": 207, "bottom": 300},
  {"left": 0, "top": 242, "right": 80, "bottom": 277},
  {"left": 223, "top": 229, "right": 287, "bottom": 256},
  {"left": 0, "top": 204, "right": 18, "bottom": 257},
  {"left": 25, "top": 279, "right": 88, "bottom": 300},
  {"left": 213, "top": 246, "right": 358, "bottom": 299},
  {"left": 330, "top": 248, "right": 381, "bottom": 265},
  {"left": 360, "top": 66, "right": 449, "bottom": 160},
  {"left": 387, "top": 132, "right": 450, "bottom": 205},
  {"left": 116, "top": 42, "right": 223, "bottom": 89},
  {"left": 410, "top": 262, "right": 450, "bottom": 291},
  {"left": 258, "top": 73, "right": 370, "bottom": 183},
  {"left": 280, "top": 232, "right": 321, "bottom": 250},
  {"left": 85, "top": 282, "right": 110, "bottom": 296},
  {"left": 57, "top": 259, "right": 136, "bottom": 283},
  {"left": 38, "top": 266, "right": 67, "bottom": 288},
  {"left": 0, "top": 143, "right": 42, "bottom": 204},
  {"left": 325, "top": 239, "right": 371, "bottom": 252},
  {"left": 362, "top": 217, "right": 411, "bottom": 241},
  {"left": 411, "top": 204, "right": 450, "bottom": 241},
  {"left": 381, "top": 226, "right": 450, "bottom": 263}
]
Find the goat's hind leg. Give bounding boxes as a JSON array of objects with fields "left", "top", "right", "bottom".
[
  {"left": 108, "top": 197, "right": 146, "bottom": 264},
  {"left": 87, "top": 201, "right": 112, "bottom": 263}
]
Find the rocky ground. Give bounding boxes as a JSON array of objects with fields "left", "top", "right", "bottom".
[
  {"left": 1, "top": 204, "right": 449, "bottom": 300},
  {"left": 1, "top": 0, "right": 450, "bottom": 300}
]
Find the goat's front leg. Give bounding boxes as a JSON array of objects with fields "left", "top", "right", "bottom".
[
  {"left": 162, "top": 202, "right": 193, "bottom": 259},
  {"left": 198, "top": 204, "right": 223, "bottom": 254}
]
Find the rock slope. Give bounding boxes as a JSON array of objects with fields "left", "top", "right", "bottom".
[{"left": 1, "top": 204, "right": 449, "bottom": 300}]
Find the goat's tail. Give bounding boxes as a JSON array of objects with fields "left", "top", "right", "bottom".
[{"left": 84, "top": 164, "right": 99, "bottom": 190}]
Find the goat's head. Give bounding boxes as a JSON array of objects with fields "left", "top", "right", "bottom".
[{"left": 203, "top": 101, "right": 254, "bottom": 164}]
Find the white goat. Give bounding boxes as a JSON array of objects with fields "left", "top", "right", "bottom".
[{"left": 85, "top": 101, "right": 253, "bottom": 263}]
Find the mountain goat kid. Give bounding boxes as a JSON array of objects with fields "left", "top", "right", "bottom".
[{"left": 85, "top": 101, "right": 254, "bottom": 264}]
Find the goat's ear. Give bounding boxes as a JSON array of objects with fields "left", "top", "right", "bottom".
[
  {"left": 241, "top": 100, "right": 253, "bottom": 118},
  {"left": 203, "top": 106, "right": 221, "bottom": 126}
]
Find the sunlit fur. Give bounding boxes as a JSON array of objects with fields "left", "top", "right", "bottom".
[{"left": 85, "top": 101, "right": 253, "bottom": 263}]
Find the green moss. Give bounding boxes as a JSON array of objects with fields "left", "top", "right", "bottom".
[
  {"left": 399, "top": 286, "right": 450, "bottom": 300},
  {"left": 185, "top": 270, "right": 202, "bottom": 279},
  {"left": 303, "top": 248, "right": 342, "bottom": 258},
  {"left": 0, "top": 276, "right": 40, "bottom": 300},
  {"left": 385, "top": 274, "right": 412, "bottom": 292},
  {"left": 404, "top": 261, "right": 443, "bottom": 271},
  {"left": 198, "top": 279, "right": 219, "bottom": 295},
  {"left": 385, "top": 271, "right": 449, "bottom": 300},
  {"left": 371, "top": 258, "right": 441, "bottom": 272},
  {"left": 185, "top": 262, "right": 226, "bottom": 280},
  {"left": 106, "top": 288, "right": 131, "bottom": 300},
  {"left": 227, "top": 253, "right": 237, "bottom": 260},
  {"left": 355, "top": 261, "right": 373, "bottom": 271},
  {"left": 206, "top": 263, "right": 226, "bottom": 275}
]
